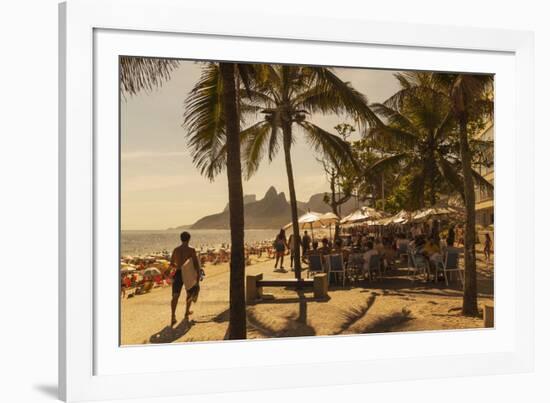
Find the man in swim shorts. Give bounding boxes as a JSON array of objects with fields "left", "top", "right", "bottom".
[{"left": 169, "top": 231, "right": 201, "bottom": 326}]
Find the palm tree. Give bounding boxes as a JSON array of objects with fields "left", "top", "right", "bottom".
[
  {"left": 122, "top": 58, "right": 252, "bottom": 339},
  {"left": 367, "top": 73, "right": 492, "bottom": 210},
  {"left": 184, "top": 62, "right": 255, "bottom": 339},
  {"left": 378, "top": 71, "right": 493, "bottom": 316},
  {"left": 239, "top": 64, "right": 380, "bottom": 279},
  {"left": 430, "top": 73, "right": 494, "bottom": 316}
]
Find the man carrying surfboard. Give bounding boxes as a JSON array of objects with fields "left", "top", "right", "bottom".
[{"left": 169, "top": 231, "right": 201, "bottom": 327}]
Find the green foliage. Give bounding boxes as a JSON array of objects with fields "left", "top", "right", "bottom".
[{"left": 352, "top": 71, "right": 494, "bottom": 210}]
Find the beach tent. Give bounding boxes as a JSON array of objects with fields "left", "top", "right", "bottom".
[
  {"left": 341, "top": 206, "right": 384, "bottom": 224},
  {"left": 319, "top": 212, "right": 339, "bottom": 225},
  {"left": 411, "top": 207, "right": 461, "bottom": 222}
]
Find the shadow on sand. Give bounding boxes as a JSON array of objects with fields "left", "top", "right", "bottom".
[
  {"left": 247, "top": 290, "right": 316, "bottom": 338},
  {"left": 359, "top": 308, "right": 414, "bottom": 333},
  {"left": 149, "top": 317, "right": 195, "bottom": 343}
]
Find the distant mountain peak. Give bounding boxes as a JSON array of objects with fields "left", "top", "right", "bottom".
[
  {"left": 223, "top": 194, "right": 256, "bottom": 212},
  {"left": 189, "top": 187, "right": 359, "bottom": 230},
  {"left": 263, "top": 186, "right": 278, "bottom": 200}
]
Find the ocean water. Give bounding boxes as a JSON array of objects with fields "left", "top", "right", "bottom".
[{"left": 121, "top": 229, "right": 279, "bottom": 256}]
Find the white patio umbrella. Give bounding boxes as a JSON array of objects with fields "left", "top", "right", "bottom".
[{"left": 283, "top": 211, "right": 324, "bottom": 238}]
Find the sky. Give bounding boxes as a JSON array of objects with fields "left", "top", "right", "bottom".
[{"left": 121, "top": 62, "right": 401, "bottom": 230}]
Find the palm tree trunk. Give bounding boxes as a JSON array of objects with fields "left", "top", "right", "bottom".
[
  {"left": 329, "top": 169, "right": 340, "bottom": 239},
  {"left": 220, "top": 63, "right": 247, "bottom": 339},
  {"left": 458, "top": 115, "right": 478, "bottom": 316},
  {"left": 282, "top": 122, "right": 302, "bottom": 279}
]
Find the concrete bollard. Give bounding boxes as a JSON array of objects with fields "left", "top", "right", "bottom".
[
  {"left": 313, "top": 273, "right": 328, "bottom": 300},
  {"left": 483, "top": 304, "right": 494, "bottom": 328},
  {"left": 246, "top": 273, "right": 263, "bottom": 305}
]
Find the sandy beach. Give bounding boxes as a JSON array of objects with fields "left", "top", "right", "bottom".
[{"left": 121, "top": 247, "right": 494, "bottom": 345}]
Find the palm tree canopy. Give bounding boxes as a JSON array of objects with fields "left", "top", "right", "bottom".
[
  {"left": 238, "top": 64, "right": 379, "bottom": 178},
  {"left": 120, "top": 56, "right": 179, "bottom": 96},
  {"left": 184, "top": 63, "right": 378, "bottom": 181},
  {"left": 366, "top": 72, "right": 493, "bottom": 207}
]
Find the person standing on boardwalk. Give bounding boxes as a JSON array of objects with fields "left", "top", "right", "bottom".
[
  {"left": 288, "top": 232, "right": 302, "bottom": 270},
  {"left": 446, "top": 224, "right": 456, "bottom": 247},
  {"left": 301, "top": 230, "right": 312, "bottom": 262},
  {"left": 169, "top": 231, "right": 201, "bottom": 327},
  {"left": 273, "top": 229, "right": 288, "bottom": 271}
]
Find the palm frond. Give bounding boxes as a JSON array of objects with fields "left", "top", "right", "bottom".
[
  {"left": 367, "top": 126, "right": 418, "bottom": 150},
  {"left": 183, "top": 63, "right": 226, "bottom": 180},
  {"left": 370, "top": 103, "right": 420, "bottom": 135},
  {"left": 241, "top": 121, "right": 272, "bottom": 179},
  {"left": 436, "top": 155, "right": 464, "bottom": 197},
  {"left": 434, "top": 110, "right": 456, "bottom": 140},
  {"left": 368, "top": 153, "right": 408, "bottom": 173},
  {"left": 267, "top": 122, "right": 281, "bottom": 162},
  {"left": 298, "top": 67, "right": 382, "bottom": 128},
  {"left": 120, "top": 56, "right": 179, "bottom": 96},
  {"left": 298, "top": 122, "right": 356, "bottom": 169}
]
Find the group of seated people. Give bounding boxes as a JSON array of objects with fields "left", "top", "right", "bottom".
[
  {"left": 303, "top": 235, "right": 395, "bottom": 276},
  {"left": 303, "top": 230, "right": 458, "bottom": 280}
]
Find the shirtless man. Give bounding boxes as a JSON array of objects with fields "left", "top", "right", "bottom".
[{"left": 169, "top": 231, "right": 201, "bottom": 327}]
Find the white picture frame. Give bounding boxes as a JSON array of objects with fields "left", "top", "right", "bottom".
[{"left": 59, "top": 0, "right": 534, "bottom": 401}]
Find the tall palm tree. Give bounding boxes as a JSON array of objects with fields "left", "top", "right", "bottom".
[
  {"left": 239, "top": 64, "right": 380, "bottom": 279},
  {"left": 219, "top": 63, "right": 247, "bottom": 339},
  {"left": 367, "top": 73, "right": 492, "bottom": 210},
  {"left": 431, "top": 73, "right": 494, "bottom": 316},
  {"left": 381, "top": 71, "right": 493, "bottom": 316},
  {"left": 122, "top": 58, "right": 252, "bottom": 339},
  {"left": 184, "top": 62, "right": 255, "bottom": 340}
]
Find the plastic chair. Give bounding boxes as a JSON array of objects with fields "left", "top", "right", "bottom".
[
  {"left": 436, "top": 249, "right": 464, "bottom": 286},
  {"left": 365, "top": 253, "right": 382, "bottom": 281},
  {"left": 325, "top": 254, "right": 346, "bottom": 286},
  {"left": 307, "top": 254, "right": 324, "bottom": 278}
]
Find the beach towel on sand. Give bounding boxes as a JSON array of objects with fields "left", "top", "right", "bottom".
[{"left": 181, "top": 257, "right": 198, "bottom": 291}]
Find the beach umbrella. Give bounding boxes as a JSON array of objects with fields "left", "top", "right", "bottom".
[
  {"left": 283, "top": 211, "right": 325, "bottom": 238},
  {"left": 120, "top": 264, "right": 136, "bottom": 274},
  {"left": 283, "top": 211, "right": 323, "bottom": 230},
  {"left": 319, "top": 212, "right": 340, "bottom": 239},
  {"left": 155, "top": 259, "right": 170, "bottom": 268},
  {"left": 143, "top": 267, "right": 161, "bottom": 277}
]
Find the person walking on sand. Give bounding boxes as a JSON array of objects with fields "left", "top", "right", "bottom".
[
  {"left": 273, "top": 229, "right": 287, "bottom": 272},
  {"left": 169, "top": 231, "right": 201, "bottom": 327}
]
